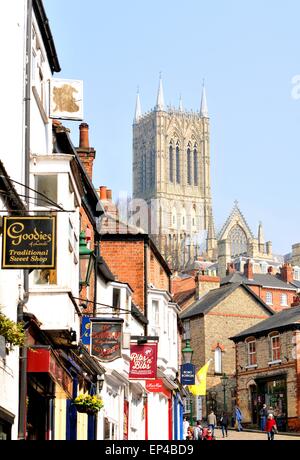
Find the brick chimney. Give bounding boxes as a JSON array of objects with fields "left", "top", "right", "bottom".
[
  {"left": 106, "top": 189, "right": 112, "bottom": 200},
  {"left": 291, "top": 295, "right": 300, "bottom": 307},
  {"left": 77, "top": 123, "right": 96, "bottom": 181},
  {"left": 244, "top": 259, "right": 254, "bottom": 280},
  {"left": 226, "top": 263, "right": 236, "bottom": 276},
  {"left": 195, "top": 272, "right": 220, "bottom": 300},
  {"left": 268, "top": 266, "right": 273, "bottom": 274},
  {"left": 280, "top": 263, "right": 293, "bottom": 284}
]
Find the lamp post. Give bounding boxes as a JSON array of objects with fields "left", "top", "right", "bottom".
[
  {"left": 182, "top": 340, "right": 194, "bottom": 425},
  {"left": 79, "top": 231, "right": 94, "bottom": 292},
  {"left": 220, "top": 373, "right": 229, "bottom": 412}
]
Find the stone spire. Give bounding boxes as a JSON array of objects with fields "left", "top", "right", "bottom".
[
  {"left": 200, "top": 81, "right": 209, "bottom": 118},
  {"left": 156, "top": 74, "right": 165, "bottom": 111},
  {"left": 134, "top": 88, "right": 142, "bottom": 123},
  {"left": 258, "top": 221, "right": 265, "bottom": 253}
]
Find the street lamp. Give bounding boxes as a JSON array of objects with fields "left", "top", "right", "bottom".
[
  {"left": 182, "top": 340, "right": 194, "bottom": 425},
  {"left": 79, "top": 231, "right": 94, "bottom": 291},
  {"left": 182, "top": 340, "right": 193, "bottom": 364},
  {"left": 220, "top": 373, "right": 229, "bottom": 412}
]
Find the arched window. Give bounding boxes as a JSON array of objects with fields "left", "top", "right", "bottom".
[
  {"left": 187, "top": 144, "right": 192, "bottom": 185},
  {"left": 228, "top": 225, "right": 247, "bottom": 257},
  {"left": 169, "top": 144, "right": 174, "bottom": 182},
  {"left": 194, "top": 147, "right": 198, "bottom": 185},
  {"left": 176, "top": 143, "right": 180, "bottom": 184},
  {"left": 191, "top": 207, "right": 196, "bottom": 228},
  {"left": 214, "top": 347, "right": 222, "bottom": 374},
  {"left": 150, "top": 150, "right": 156, "bottom": 187},
  {"left": 171, "top": 208, "right": 177, "bottom": 229},
  {"left": 182, "top": 208, "right": 186, "bottom": 229}
]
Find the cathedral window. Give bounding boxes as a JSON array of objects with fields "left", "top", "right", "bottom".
[
  {"left": 169, "top": 144, "right": 174, "bottom": 182},
  {"left": 187, "top": 145, "right": 192, "bottom": 185},
  {"left": 193, "top": 148, "right": 198, "bottom": 185},
  {"left": 176, "top": 143, "right": 180, "bottom": 184},
  {"left": 150, "top": 150, "right": 156, "bottom": 188},
  {"left": 228, "top": 225, "right": 247, "bottom": 257},
  {"left": 182, "top": 208, "right": 186, "bottom": 229}
]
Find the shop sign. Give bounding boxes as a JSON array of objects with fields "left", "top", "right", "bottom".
[
  {"left": 49, "top": 78, "right": 84, "bottom": 120},
  {"left": 146, "top": 379, "right": 164, "bottom": 393},
  {"left": 180, "top": 363, "right": 196, "bottom": 385},
  {"left": 81, "top": 316, "right": 91, "bottom": 345},
  {"left": 2, "top": 216, "right": 56, "bottom": 269},
  {"left": 129, "top": 343, "right": 158, "bottom": 380},
  {"left": 91, "top": 320, "right": 122, "bottom": 362}
]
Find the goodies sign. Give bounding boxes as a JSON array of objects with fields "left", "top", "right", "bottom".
[
  {"left": 129, "top": 343, "right": 158, "bottom": 380},
  {"left": 2, "top": 216, "right": 56, "bottom": 269}
]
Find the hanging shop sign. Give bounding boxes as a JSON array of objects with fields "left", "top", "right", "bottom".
[
  {"left": 146, "top": 379, "right": 171, "bottom": 399},
  {"left": 180, "top": 363, "right": 196, "bottom": 385},
  {"left": 90, "top": 319, "right": 123, "bottom": 362},
  {"left": 49, "top": 78, "right": 84, "bottom": 120},
  {"left": 129, "top": 343, "right": 158, "bottom": 380},
  {"left": 81, "top": 316, "right": 91, "bottom": 346},
  {"left": 1, "top": 216, "right": 56, "bottom": 269}
]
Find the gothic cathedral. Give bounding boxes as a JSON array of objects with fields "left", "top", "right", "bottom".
[{"left": 132, "top": 78, "right": 216, "bottom": 270}]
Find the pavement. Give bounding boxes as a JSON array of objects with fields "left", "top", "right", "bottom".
[{"left": 213, "top": 428, "right": 300, "bottom": 441}]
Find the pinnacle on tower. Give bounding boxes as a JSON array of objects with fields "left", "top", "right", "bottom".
[
  {"left": 156, "top": 74, "right": 165, "bottom": 111},
  {"left": 258, "top": 221, "right": 265, "bottom": 252},
  {"left": 134, "top": 88, "right": 142, "bottom": 123},
  {"left": 200, "top": 81, "right": 209, "bottom": 118},
  {"left": 179, "top": 94, "right": 183, "bottom": 112}
]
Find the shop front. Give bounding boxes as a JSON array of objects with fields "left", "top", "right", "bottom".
[
  {"left": 252, "top": 374, "right": 287, "bottom": 432},
  {"left": 0, "top": 407, "right": 15, "bottom": 440}
]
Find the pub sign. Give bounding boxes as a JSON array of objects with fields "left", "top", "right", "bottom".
[
  {"left": 180, "top": 363, "right": 196, "bottom": 385},
  {"left": 2, "top": 216, "right": 56, "bottom": 269},
  {"left": 91, "top": 319, "right": 123, "bottom": 362}
]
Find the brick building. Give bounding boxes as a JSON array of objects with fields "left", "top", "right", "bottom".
[
  {"left": 222, "top": 260, "right": 297, "bottom": 312},
  {"left": 230, "top": 301, "right": 300, "bottom": 432},
  {"left": 180, "top": 283, "right": 273, "bottom": 420}
]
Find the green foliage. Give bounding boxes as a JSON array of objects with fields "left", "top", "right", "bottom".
[
  {"left": 73, "top": 394, "right": 104, "bottom": 412},
  {"left": 0, "top": 312, "right": 25, "bottom": 347}
]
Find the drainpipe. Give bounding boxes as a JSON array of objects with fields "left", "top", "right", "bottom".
[
  {"left": 18, "top": 0, "right": 32, "bottom": 440},
  {"left": 144, "top": 240, "right": 148, "bottom": 336}
]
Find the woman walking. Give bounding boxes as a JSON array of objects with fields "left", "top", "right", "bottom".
[{"left": 265, "top": 414, "right": 278, "bottom": 441}]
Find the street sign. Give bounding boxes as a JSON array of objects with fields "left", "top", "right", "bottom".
[{"left": 181, "top": 363, "right": 195, "bottom": 385}]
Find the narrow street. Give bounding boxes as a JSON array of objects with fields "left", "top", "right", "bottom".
[{"left": 214, "top": 428, "right": 300, "bottom": 441}]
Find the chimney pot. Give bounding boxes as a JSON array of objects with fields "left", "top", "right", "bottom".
[
  {"left": 79, "top": 123, "right": 89, "bottom": 148},
  {"left": 244, "top": 259, "right": 254, "bottom": 280},
  {"left": 99, "top": 186, "right": 107, "bottom": 201},
  {"left": 106, "top": 189, "right": 112, "bottom": 200}
]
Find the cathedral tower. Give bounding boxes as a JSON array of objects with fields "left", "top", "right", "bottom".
[{"left": 132, "top": 78, "right": 214, "bottom": 270}]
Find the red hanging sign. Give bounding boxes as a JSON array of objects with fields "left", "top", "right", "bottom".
[
  {"left": 146, "top": 379, "right": 164, "bottom": 392},
  {"left": 129, "top": 343, "right": 158, "bottom": 379}
]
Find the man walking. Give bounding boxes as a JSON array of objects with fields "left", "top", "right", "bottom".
[
  {"left": 259, "top": 404, "right": 268, "bottom": 431},
  {"left": 207, "top": 410, "right": 217, "bottom": 436}
]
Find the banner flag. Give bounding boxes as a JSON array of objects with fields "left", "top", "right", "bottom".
[{"left": 188, "top": 359, "right": 212, "bottom": 396}]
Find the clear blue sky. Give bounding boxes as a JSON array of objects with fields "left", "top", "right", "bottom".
[{"left": 44, "top": 0, "right": 300, "bottom": 255}]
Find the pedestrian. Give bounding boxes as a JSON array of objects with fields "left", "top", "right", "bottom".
[
  {"left": 183, "top": 417, "right": 190, "bottom": 440},
  {"left": 234, "top": 405, "right": 243, "bottom": 431},
  {"left": 187, "top": 426, "right": 194, "bottom": 440},
  {"left": 267, "top": 406, "right": 275, "bottom": 417},
  {"left": 207, "top": 410, "right": 217, "bottom": 436},
  {"left": 220, "top": 412, "right": 229, "bottom": 438},
  {"left": 193, "top": 420, "right": 203, "bottom": 440},
  {"left": 259, "top": 404, "right": 268, "bottom": 431},
  {"left": 203, "top": 428, "right": 216, "bottom": 440},
  {"left": 265, "top": 414, "right": 278, "bottom": 441}
]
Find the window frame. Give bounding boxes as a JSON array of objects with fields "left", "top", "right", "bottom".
[
  {"left": 214, "top": 347, "right": 222, "bottom": 374},
  {"left": 269, "top": 332, "right": 281, "bottom": 362},
  {"left": 265, "top": 291, "right": 273, "bottom": 305},
  {"left": 246, "top": 338, "right": 257, "bottom": 367}
]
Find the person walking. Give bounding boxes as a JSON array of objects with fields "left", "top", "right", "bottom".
[
  {"left": 234, "top": 405, "right": 243, "bottom": 431},
  {"left": 265, "top": 414, "right": 277, "bottom": 441},
  {"left": 183, "top": 417, "right": 190, "bottom": 440},
  {"left": 203, "top": 428, "right": 216, "bottom": 440},
  {"left": 207, "top": 410, "right": 217, "bottom": 436},
  {"left": 193, "top": 420, "right": 203, "bottom": 440},
  {"left": 220, "top": 412, "right": 229, "bottom": 438},
  {"left": 259, "top": 404, "right": 268, "bottom": 431}
]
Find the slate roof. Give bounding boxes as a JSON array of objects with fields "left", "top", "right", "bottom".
[
  {"left": 180, "top": 283, "right": 273, "bottom": 320},
  {"left": 97, "top": 257, "right": 115, "bottom": 282},
  {"left": 231, "top": 306, "right": 300, "bottom": 341},
  {"left": 221, "top": 272, "right": 297, "bottom": 291},
  {"left": 291, "top": 280, "right": 300, "bottom": 289}
]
